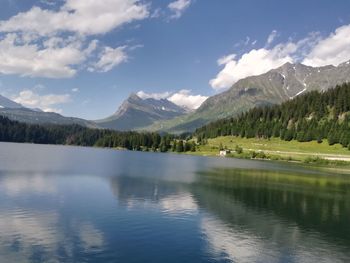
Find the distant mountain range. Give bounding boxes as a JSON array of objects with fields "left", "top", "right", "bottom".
[
  {"left": 95, "top": 93, "right": 188, "bottom": 131},
  {"left": 1, "top": 60, "right": 350, "bottom": 132},
  {"left": 143, "top": 60, "right": 350, "bottom": 133},
  {"left": 0, "top": 95, "right": 97, "bottom": 128}
]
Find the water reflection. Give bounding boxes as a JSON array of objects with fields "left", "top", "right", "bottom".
[
  {"left": 0, "top": 173, "right": 56, "bottom": 196},
  {"left": 110, "top": 176, "right": 199, "bottom": 216},
  {"left": 0, "top": 208, "right": 106, "bottom": 262},
  {"left": 0, "top": 143, "right": 349, "bottom": 262},
  {"left": 0, "top": 173, "right": 106, "bottom": 263},
  {"left": 193, "top": 168, "right": 350, "bottom": 262}
]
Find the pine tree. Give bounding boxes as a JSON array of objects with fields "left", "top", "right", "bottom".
[{"left": 176, "top": 140, "right": 184, "bottom": 152}]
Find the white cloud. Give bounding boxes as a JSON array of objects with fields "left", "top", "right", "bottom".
[
  {"left": 244, "top": 36, "right": 250, "bottom": 46},
  {"left": 136, "top": 89, "right": 208, "bottom": 110},
  {"left": 136, "top": 90, "right": 171, "bottom": 100},
  {"left": 72, "top": 88, "right": 79, "bottom": 92},
  {"left": 13, "top": 89, "right": 71, "bottom": 113},
  {"left": 302, "top": 24, "right": 350, "bottom": 67},
  {"left": 40, "top": 0, "right": 57, "bottom": 6},
  {"left": 0, "top": 34, "right": 91, "bottom": 78},
  {"left": 210, "top": 23, "right": 350, "bottom": 90},
  {"left": 150, "top": 8, "right": 162, "bottom": 19},
  {"left": 209, "top": 30, "right": 325, "bottom": 90},
  {"left": 266, "top": 30, "right": 277, "bottom": 46},
  {"left": 0, "top": 0, "right": 148, "bottom": 78},
  {"left": 89, "top": 46, "right": 128, "bottom": 72},
  {"left": 168, "top": 0, "right": 191, "bottom": 19},
  {"left": 168, "top": 90, "right": 208, "bottom": 110},
  {"left": 234, "top": 37, "right": 253, "bottom": 49},
  {"left": 210, "top": 43, "right": 296, "bottom": 90},
  {"left": 217, "top": 54, "right": 236, "bottom": 66},
  {"left": 0, "top": 0, "right": 149, "bottom": 36}
]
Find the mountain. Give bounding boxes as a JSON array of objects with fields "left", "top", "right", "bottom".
[
  {"left": 0, "top": 108, "right": 98, "bottom": 127},
  {"left": 95, "top": 93, "right": 188, "bottom": 131},
  {"left": 145, "top": 61, "right": 350, "bottom": 133},
  {"left": 195, "top": 83, "right": 350, "bottom": 149},
  {"left": 0, "top": 95, "right": 24, "bottom": 109},
  {"left": 0, "top": 94, "right": 97, "bottom": 128}
]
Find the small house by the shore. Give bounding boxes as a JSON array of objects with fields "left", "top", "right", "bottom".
[{"left": 219, "top": 150, "right": 231, "bottom": 156}]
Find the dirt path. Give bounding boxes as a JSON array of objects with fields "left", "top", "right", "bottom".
[{"left": 245, "top": 148, "right": 350, "bottom": 162}]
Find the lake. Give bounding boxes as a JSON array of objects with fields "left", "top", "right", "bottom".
[{"left": 0, "top": 142, "right": 349, "bottom": 263}]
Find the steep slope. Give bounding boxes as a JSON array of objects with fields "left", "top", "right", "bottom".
[
  {"left": 0, "top": 95, "right": 24, "bottom": 109},
  {"left": 195, "top": 83, "right": 350, "bottom": 149},
  {"left": 95, "top": 93, "right": 187, "bottom": 131},
  {"left": 146, "top": 61, "right": 350, "bottom": 133}
]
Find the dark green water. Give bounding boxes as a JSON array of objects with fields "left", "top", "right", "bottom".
[{"left": 0, "top": 142, "right": 349, "bottom": 263}]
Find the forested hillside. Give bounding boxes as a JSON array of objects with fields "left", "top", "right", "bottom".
[
  {"left": 0, "top": 116, "right": 194, "bottom": 152},
  {"left": 195, "top": 83, "right": 350, "bottom": 149}
]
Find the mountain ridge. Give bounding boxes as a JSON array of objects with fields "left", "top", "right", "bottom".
[
  {"left": 0, "top": 94, "right": 98, "bottom": 128},
  {"left": 95, "top": 93, "right": 188, "bottom": 131},
  {"left": 143, "top": 60, "right": 350, "bottom": 133}
]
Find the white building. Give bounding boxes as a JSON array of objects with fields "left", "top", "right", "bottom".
[{"left": 219, "top": 150, "right": 230, "bottom": 156}]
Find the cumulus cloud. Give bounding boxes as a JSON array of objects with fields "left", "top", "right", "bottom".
[
  {"left": 168, "top": 90, "right": 208, "bottom": 110},
  {"left": 209, "top": 30, "right": 328, "bottom": 90},
  {"left": 0, "top": 0, "right": 149, "bottom": 78},
  {"left": 13, "top": 90, "right": 71, "bottom": 113},
  {"left": 136, "top": 89, "right": 208, "bottom": 110},
  {"left": 210, "top": 43, "right": 297, "bottom": 90},
  {"left": 0, "top": 0, "right": 149, "bottom": 36},
  {"left": 0, "top": 34, "right": 90, "bottom": 78},
  {"left": 302, "top": 24, "right": 350, "bottom": 67},
  {"left": 168, "top": 0, "right": 192, "bottom": 19},
  {"left": 89, "top": 46, "right": 128, "bottom": 72},
  {"left": 136, "top": 90, "right": 171, "bottom": 100}
]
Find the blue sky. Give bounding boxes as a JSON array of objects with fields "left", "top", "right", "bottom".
[{"left": 0, "top": 0, "right": 350, "bottom": 119}]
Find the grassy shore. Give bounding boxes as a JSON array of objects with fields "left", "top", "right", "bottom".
[{"left": 187, "top": 136, "right": 350, "bottom": 166}]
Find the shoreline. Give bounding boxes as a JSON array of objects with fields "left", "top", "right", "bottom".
[
  {"left": 1, "top": 140, "right": 350, "bottom": 171},
  {"left": 187, "top": 136, "right": 350, "bottom": 168}
]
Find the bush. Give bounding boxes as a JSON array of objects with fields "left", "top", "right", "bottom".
[
  {"left": 304, "top": 156, "right": 328, "bottom": 164},
  {"left": 235, "top": 145, "right": 243, "bottom": 154},
  {"left": 256, "top": 151, "right": 268, "bottom": 159},
  {"left": 250, "top": 151, "right": 258, "bottom": 158}
]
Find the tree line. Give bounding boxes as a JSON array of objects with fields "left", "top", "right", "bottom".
[
  {"left": 195, "top": 83, "right": 350, "bottom": 150},
  {"left": 0, "top": 116, "right": 195, "bottom": 152}
]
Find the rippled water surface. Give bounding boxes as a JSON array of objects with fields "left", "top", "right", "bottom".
[{"left": 0, "top": 142, "right": 349, "bottom": 263}]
